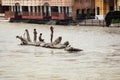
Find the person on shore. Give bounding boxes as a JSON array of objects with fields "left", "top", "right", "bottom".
[
  {"left": 39, "top": 33, "right": 44, "bottom": 42},
  {"left": 50, "top": 26, "right": 54, "bottom": 43},
  {"left": 33, "top": 29, "right": 37, "bottom": 42}
]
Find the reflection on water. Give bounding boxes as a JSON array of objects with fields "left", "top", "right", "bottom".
[{"left": 0, "top": 21, "right": 120, "bottom": 80}]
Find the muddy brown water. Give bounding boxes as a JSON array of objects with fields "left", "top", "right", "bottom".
[{"left": 0, "top": 21, "right": 120, "bottom": 80}]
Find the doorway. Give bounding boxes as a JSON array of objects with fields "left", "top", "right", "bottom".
[
  {"left": 43, "top": 3, "right": 50, "bottom": 17},
  {"left": 14, "top": 3, "right": 21, "bottom": 18}
]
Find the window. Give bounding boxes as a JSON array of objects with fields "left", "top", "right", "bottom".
[
  {"left": 51, "top": 6, "right": 58, "bottom": 12},
  {"left": 110, "top": 6, "right": 114, "bottom": 11},
  {"left": 82, "top": 9, "right": 85, "bottom": 14},
  {"left": 96, "top": 7, "right": 100, "bottom": 15},
  {"left": 22, "top": 6, "right": 28, "bottom": 12}
]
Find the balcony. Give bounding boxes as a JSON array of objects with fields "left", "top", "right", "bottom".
[
  {"left": 22, "top": 12, "right": 43, "bottom": 19},
  {"left": 5, "top": 11, "right": 72, "bottom": 20},
  {"left": 5, "top": 11, "right": 44, "bottom": 19}
]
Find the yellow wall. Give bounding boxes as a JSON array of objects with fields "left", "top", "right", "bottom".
[
  {"left": 95, "top": 0, "right": 103, "bottom": 15},
  {"left": 95, "top": 0, "right": 115, "bottom": 15},
  {"left": 117, "top": 0, "right": 120, "bottom": 10},
  {"left": 95, "top": 0, "right": 110, "bottom": 15}
]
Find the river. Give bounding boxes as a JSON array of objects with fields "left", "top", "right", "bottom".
[{"left": 0, "top": 21, "right": 120, "bottom": 80}]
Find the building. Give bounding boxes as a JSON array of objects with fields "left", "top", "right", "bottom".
[
  {"left": 1, "top": 0, "right": 95, "bottom": 21},
  {"left": 2, "top": 0, "right": 73, "bottom": 20},
  {"left": 95, "top": 0, "right": 120, "bottom": 20},
  {"left": 117, "top": 0, "right": 120, "bottom": 11},
  {"left": 0, "top": 0, "right": 9, "bottom": 14},
  {"left": 0, "top": 0, "right": 9, "bottom": 17},
  {"left": 73, "top": 0, "right": 95, "bottom": 20},
  {"left": 1, "top": 0, "right": 120, "bottom": 21},
  {"left": 0, "top": 0, "right": 2, "bottom": 13}
]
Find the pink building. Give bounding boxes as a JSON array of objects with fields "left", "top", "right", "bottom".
[{"left": 1, "top": 0, "right": 95, "bottom": 20}]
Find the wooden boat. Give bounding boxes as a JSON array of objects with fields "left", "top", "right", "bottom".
[{"left": 16, "top": 35, "right": 83, "bottom": 52}]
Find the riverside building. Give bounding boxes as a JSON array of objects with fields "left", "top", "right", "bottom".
[
  {"left": 0, "top": 0, "right": 9, "bottom": 17},
  {"left": 1, "top": 0, "right": 95, "bottom": 21},
  {"left": 95, "top": 0, "right": 120, "bottom": 20}
]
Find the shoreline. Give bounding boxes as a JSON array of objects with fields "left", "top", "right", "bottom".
[
  {"left": 0, "top": 16, "right": 9, "bottom": 21},
  {"left": 0, "top": 17, "right": 120, "bottom": 28},
  {"left": 0, "top": 20, "right": 120, "bottom": 40}
]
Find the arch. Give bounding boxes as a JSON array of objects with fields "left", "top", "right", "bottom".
[
  {"left": 43, "top": 2, "right": 49, "bottom": 6},
  {"left": 42, "top": 2, "right": 50, "bottom": 17},
  {"left": 15, "top": 3, "right": 20, "bottom": 6},
  {"left": 14, "top": 3, "right": 22, "bottom": 18},
  {"left": 15, "top": 3, "right": 20, "bottom": 13}
]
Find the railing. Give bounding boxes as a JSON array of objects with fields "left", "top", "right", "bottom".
[
  {"left": 5, "top": 11, "right": 72, "bottom": 20},
  {"left": 78, "top": 19, "right": 105, "bottom": 26},
  {"left": 5, "top": 11, "right": 44, "bottom": 19},
  {"left": 22, "top": 12, "right": 42, "bottom": 16},
  {"left": 22, "top": 12, "right": 43, "bottom": 19}
]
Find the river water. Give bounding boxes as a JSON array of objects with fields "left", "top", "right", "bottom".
[{"left": 0, "top": 21, "right": 120, "bottom": 80}]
